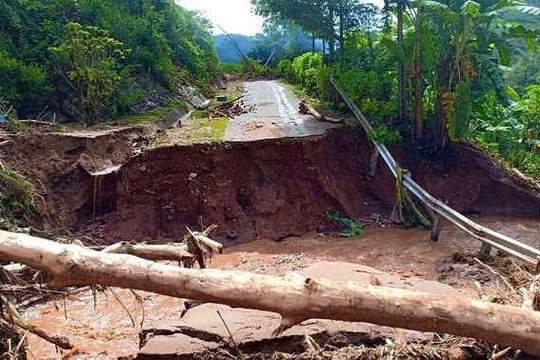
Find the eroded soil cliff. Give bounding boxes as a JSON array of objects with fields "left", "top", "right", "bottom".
[{"left": 2, "top": 126, "right": 538, "bottom": 244}]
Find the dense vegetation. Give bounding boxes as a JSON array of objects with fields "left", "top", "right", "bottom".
[
  {"left": 252, "top": 0, "right": 540, "bottom": 179},
  {"left": 0, "top": 0, "right": 220, "bottom": 125}
]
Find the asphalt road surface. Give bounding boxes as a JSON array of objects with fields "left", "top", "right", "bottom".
[{"left": 224, "top": 80, "right": 337, "bottom": 141}]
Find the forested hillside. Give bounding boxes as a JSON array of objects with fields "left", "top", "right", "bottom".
[
  {"left": 214, "top": 34, "right": 253, "bottom": 64},
  {"left": 0, "top": 0, "right": 220, "bottom": 124}
]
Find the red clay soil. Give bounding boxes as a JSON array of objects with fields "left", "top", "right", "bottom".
[
  {"left": 96, "top": 128, "right": 540, "bottom": 244},
  {"left": 0, "top": 126, "right": 152, "bottom": 230},
  {"left": 2, "top": 126, "right": 539, "bottom": 244}
]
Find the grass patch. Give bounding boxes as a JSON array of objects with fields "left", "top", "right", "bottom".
[
  {"left": 193, "top": 110, "right": 209, "bottom": 119},
  {"left": 183, "top": 117, "right": 229, "bottom": 143},
  {"left": 327, "top": 210, "right": 364, "bottom": 237},
  {"left": 150, "top": 116, "right": 230, "bottom": 148},
  {"left": 116, "top": 108, "right": 163, "bottom": 125}
]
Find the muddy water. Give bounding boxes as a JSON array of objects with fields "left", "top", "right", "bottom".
[{"left": 25, "top": 217, "right": 540, "bottom": 359}]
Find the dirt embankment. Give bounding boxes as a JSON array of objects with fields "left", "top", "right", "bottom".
[
  {"left": 0, "top": 126, "right": 154, "bottom": 230},
  {"left": 2, "top": 126, "right": 539, "bottom": 244}
]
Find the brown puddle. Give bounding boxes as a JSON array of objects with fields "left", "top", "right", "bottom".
[{"left": 24, "top": 217, "right": 540, "bottom": 359}]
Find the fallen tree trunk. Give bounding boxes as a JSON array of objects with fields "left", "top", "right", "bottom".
[
  {"left": 1, "top": 231, "right": 540, "bottom": 355},
  {"left": 299, "top": 100, "right": 342, "bottom": 123}
]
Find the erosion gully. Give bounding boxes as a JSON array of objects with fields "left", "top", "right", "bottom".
[
  {"left": 4, "top": 125, "right": 537, "bottom": 359},
  {"left": 1, "top": 83, "right": 539, "bottom": 358}
]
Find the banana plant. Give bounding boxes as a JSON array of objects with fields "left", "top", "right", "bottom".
[{"left": 409, "top": 0, "right": 539, "bottom": 149}]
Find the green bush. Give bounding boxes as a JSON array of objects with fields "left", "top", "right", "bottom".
[
  {"left": 335, "top": 69, "right": 397, "bottom": 124},
  {"left": 292, "top": 52, "right": 323, "bottom": 93},
  {"left": 220, "top": 63, "right": 243, "bottom": 75},
  {"left": 277, "top": 59, "right": 294, "bottom": 82},
  {"left": 0, "top": 165, "right": 35, "bottom": 229}
]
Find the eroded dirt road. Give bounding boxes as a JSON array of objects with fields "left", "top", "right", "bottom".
[{"left": 224, "top": 80, "right": 336, "bottom": 141}]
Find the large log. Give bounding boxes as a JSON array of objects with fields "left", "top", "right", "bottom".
[{"left": 1, "top": 230, "right": 540, "bottom": 355}]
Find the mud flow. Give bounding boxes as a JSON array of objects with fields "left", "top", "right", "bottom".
[
  {"left": 24, "top": 218, "right": 540, "bottom": 359},
  {"left": 1, "top": 122, "right": 539, "bottom": 359}
]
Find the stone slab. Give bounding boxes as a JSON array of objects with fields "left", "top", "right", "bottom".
[{"left": 138, "top": 261, "right": 462, "bottom": 358}]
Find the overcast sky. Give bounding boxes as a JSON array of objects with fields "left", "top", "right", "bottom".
[
  {"left": 177, "top": 0, "right": 264, "bottom": 35},
  {"left": 177, "top": 0, "right": 384, "bottom": 36}
]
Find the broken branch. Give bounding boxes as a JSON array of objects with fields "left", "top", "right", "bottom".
[{"left": 299, "top": 100, "right": 342, "bottom": 123}]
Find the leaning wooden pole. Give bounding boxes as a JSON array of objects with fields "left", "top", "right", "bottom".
[{"left": 1, "top": 231, "right": 540, "bottom": 355}]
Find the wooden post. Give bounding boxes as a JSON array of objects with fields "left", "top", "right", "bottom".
[{"left": 480, "top": 242, "right": 493, "bottom": 258}]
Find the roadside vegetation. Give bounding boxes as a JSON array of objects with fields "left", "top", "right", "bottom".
[
  {"left": 249, "top": 0, "right": 540, "bottom": 180},
  {"left": 0, "top": 0, "right": 220, "bottom": 126},
  {"left": 0, "top": 162, "right": 35, "bottom": 231}
]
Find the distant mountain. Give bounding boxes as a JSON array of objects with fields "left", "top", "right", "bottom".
[{"left": 214, "top": 34, "right": 253, "bottom": 64}]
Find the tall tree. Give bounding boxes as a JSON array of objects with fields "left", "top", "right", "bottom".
[
  {"left": 251, "top": 0, "right": 379, "bottom": 64},
  {"left": 50, "top": 22, "right": 127, "bottom": 126}
]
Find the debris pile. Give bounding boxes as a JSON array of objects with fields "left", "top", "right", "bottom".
[
  {"left": 0, "top": 225, "right": 223, "bottom": 357},
  {"left": 209, "top": 96, "right": 255, "bottom": 119}
]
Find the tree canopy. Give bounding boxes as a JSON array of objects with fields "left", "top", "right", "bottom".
[
  {"left": 255, "top": 0, "right": 540, "bottom": 178},
  {"left": 0, "top": 0, "right": 220, "bottom": 124}
]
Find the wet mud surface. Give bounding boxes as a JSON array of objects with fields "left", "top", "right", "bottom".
[{"left": 24, "top": 217, "right": 540, "bottom": 359}]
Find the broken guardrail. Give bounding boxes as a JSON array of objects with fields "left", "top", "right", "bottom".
[{"left": 330, "top": 76, "right": 540, "bottom": 266}]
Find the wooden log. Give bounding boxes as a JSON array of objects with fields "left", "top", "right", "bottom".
[
  {"left": 0, "top": 140, "right": 14, "bottom": 147},
  {"left": 1, "top": 230, "right": 540, "bottom": 355},
  {"left": 186, "top": 227, "right": 223, "bottom": 254},
  {"left": 299, "top": 100, "right": 342, "bottom": 123},
  {"left": 102, "top": 241, "right": 194, "bottom": 262}
]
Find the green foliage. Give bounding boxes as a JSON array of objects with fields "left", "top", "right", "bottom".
[
  {"left": 335, "top": 69, "right": 397, "bottom": 124},
  {"left": 0, "top": 164, "right": 35, "bottom": 230},
  {"left": 0, "top": 0, "right": 220, "bottom": 123},
  {"left": 367, "top": 124, "right": 403, "bottom": 144},
  {"left": 292, "top": 52, "right": 323, "bottom": 93},
  {"left": 220, "top": 63, "right": 244, "bottom": 75},
  {"left": 0, "top": 51, "right": 50, "bottom": 116},
  {"left": 515, "top": 85, "right": 540, "bottom": 153},
  {"left": 240, "top": 57, "right": 271, "bottom": 77},
  {"left": 470, "top": 90, "right": 540, "bottom": 179},
  {"left": 252, "top": 0, "right": 380, "bottom": 65},
  {"left": 50, "top": 22, "right": 127, "bottom": 126},
  {"left": 326, "top": 210, "right": 364, "bottom": 237},
  {"left": 276, "top": 59, "right": 294, "bottom": 82}
]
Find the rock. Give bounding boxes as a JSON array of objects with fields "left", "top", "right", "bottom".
[
  {"left": 177, "top": 85, "right": 210, "bottom": 110},
  {"left": 138, "top": 332, "right": 219, "bottom": 360},
  {"left": 137, "top": 261, "right": 462, "bottom": 359},
  {"left": 436, "top": 259, "right": 454, "bottom": 273}
]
